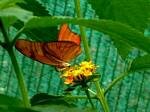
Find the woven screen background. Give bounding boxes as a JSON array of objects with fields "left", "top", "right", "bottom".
[{"left": 0, "top": 0, "right": 150, "bottom": 112}]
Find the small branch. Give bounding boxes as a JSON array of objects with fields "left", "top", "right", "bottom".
[
  {"left": 0, "top": 19, "right": 10, "bottom": 43},
  {"left": 88, "top": 88, "right": 97, "bottom": 96},
  {"left": 104, "top": 72, "right": 129, "bottom": 95}
]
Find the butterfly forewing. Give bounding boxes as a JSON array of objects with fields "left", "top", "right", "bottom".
[
  {"left": 45, "top": 41, "right": 81, "bottom": 62},
  {"left": 58, "top": 24, "right": 81, "bottom": 45}
]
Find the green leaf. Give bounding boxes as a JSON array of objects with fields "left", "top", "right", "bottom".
[
  {"left": 24, "top": 17, "right": 150, "bottom": 56},
  {"left": 0, "top": 0, "right": 24, "bottom": 9},
  {"left": 0, "top": 7, "right": 33, "bottom": 22},
  {"left": 88, "top": 0, "right": 150, "bottom": 32},
  {"left": 88, "top": 0, "right": 150, "bottom": 58},
  {"left": 0, "top": 0, "right": 32, "bottom": 28},
  {"left": 1, "top": 16, "right": 17, "bottom": 28},
  {"left": 13, "top": 0, "right": 58, "bottom": 41},
  {"left": 14, "top": 20, "right": 58, "bottom": 42},
  {"left": 129, "top": 54, "right": 150, "bottom": 72},
  {"left": 112, "top": 38, "right": 132, "bottom": 59},
  {"left": 0, "top": 0, "right": 29, "bottom": 28}
]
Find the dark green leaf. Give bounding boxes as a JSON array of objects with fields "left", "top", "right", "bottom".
[
  {"left": 32, "top": 105, "right": 97, "bottom": 112},
  {"left": 130, "top": 54, "right": 150, "bottom": 72},
  {"left": 25, "top": 27, "right": 58, "bottom": 42},
  {"left": 17, "top": 0, "right": 49, "bottom": 16},
  {"left": 30, "top": 93, "right": 72, "bottom": 106},
  {"left": 113, "top": 39, "right": 133, "bottom": 59},
  {"left": 0, "top": 94, "right": 38, "bottom": 112},
  {"left": 88, "top": 0, "right": 150, "bottom": 32},
  {"left": 0, "top": 94, "right": 23, "bottom": 106},
  {"left": 0, "top": 106, "right": 39, "bottom": 112},
  {"left": 87, "top": 75, "right": 100, "bottom": 82},
  {"left": 15, "top": 23, "right": 58, "bottom": 41},
  {"left": 24, "top": 17, "right": 150, "bottom": 56}
]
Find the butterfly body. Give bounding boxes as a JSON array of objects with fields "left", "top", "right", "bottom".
[{"left": 15, "top": 24, "right": 81, "bottom": 69}]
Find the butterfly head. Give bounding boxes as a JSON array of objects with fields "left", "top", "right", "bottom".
[{"left": 56, "top": 62, "right": 71, "bottom": 71}]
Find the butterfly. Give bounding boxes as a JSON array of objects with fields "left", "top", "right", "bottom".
[{"left": 15, "top": 24, "right": 81, "bottom": 69}]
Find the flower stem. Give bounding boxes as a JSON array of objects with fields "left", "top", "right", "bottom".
[
  {"left": 85, "top": 89, "right": 95, "bottom": 108},
  {"left": 0, "top": 19, "right": 30, "bottom": 107},
  {"left": 74, "top": 0, "right": 110, "bottom": 111},
  {"left": 74, "top": 0, "right": 91, "bottom": 60},
  {"left": 65, "top": 95, "right": 97, "bottom": 99},
  {"left": 95, "top": 81, "right": 110, "bottom": 112}
]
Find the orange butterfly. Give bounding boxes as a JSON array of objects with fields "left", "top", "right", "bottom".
[{"left": 15, "top": 24, "right": 81, "bottom": 69}]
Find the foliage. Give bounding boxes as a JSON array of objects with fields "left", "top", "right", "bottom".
[
  {"left": 14, "top": 0, "right": 58, "bottom": 41},
  {"left": 30, "top": 93, "right": 97, "bottom": 112},
  {"left": 88, "top": 0, "right": 150, "bottom": 32},
  {"left": 0, "top": 0, "right": 150, "bottom": 112},
  {"left": 88, "top": 0, "right": 150, "bottom": 59},
  {"left": 130, "top": 54, "right": 150, "bottom": 72}
]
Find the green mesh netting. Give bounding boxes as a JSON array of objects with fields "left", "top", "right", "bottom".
[{"left": 0, "top": 0, "right": 150, "bottom": 112}]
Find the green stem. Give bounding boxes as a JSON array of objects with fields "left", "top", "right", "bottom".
[
  {"left": 74, "top": 0, "right": 110, "bottom": 111},
  {"left": 8, "top": 49, "right": 31, "bottom": 107},
  {"left": 74, "top": 0, "right": 91, "bottom": 60},
  {"left": 104, "top": 72, "right": 129, "bottom": 95},
  {"left": 88, "top": 88, "right": 96, "bottom": 96},
  {"left": 95, "top": 81, "right": 110, "bottom": 112},
  {"left": 65, "top": 95, "right": 97, "bottom": 99},
  {"left": 84, "top": 87, "right": 95, "bottom": 108},
  {"left": 11, "top": 27, "right": 24, "bottom": 46},
  {"left": 0, "top": 19, "right": 30, "bottom": 107}
]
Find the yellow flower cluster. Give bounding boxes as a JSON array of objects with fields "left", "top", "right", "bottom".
[{"left": 62, "top": 61, "right": 96, "bottom": 85}]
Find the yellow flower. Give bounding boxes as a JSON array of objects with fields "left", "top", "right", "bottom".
[
  {"left": 61, "top": 61, "right": 97, "bottom": 85},
  {"left": 64, "top": 75, "right": 74, "bottom": 84}
]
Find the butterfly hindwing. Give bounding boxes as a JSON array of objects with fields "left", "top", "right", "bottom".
[
  {"left": 15, "top": 40, "right": 81, "bottom": 68},
  {"left": 15, "top": 40, "right": 64, "bottom": 66}
]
